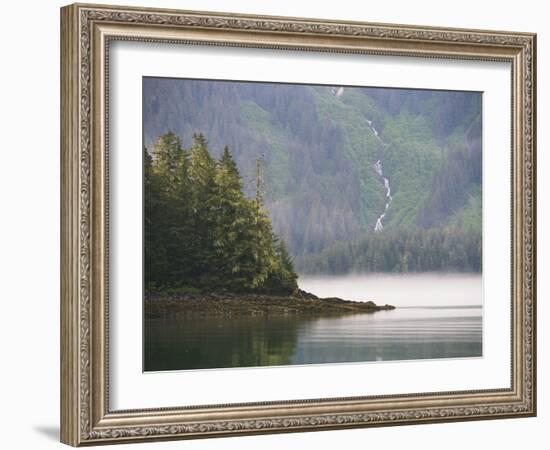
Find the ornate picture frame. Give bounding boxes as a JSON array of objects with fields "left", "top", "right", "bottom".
[{"left": 60, "top": 3, "right": 536, "bottom": 446}]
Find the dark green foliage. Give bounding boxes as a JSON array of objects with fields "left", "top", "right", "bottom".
[
  {"left": 419, "top": 115, "right": 482, "bottom": 229},
  {"left": 297, "top": 226, "right": 481, "bottom": 274},
  {"left": 144, "top": 132, "right": 298, "bottom": 293},
  {"left": 262, "top": 238, "right": 299, "bottom": 294}
]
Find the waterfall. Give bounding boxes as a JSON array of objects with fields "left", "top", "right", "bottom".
[
  {"left": 331, "top": 93, "right": 392, "bottom": 232},
  {"left": 330, "top": 86, "right": 345, "bottom": 97},
  {"left": 368, "top": 120, "right": 392, "bottom": 232}
]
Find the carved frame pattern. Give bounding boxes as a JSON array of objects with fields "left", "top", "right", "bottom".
[{"left": 60, "top": 3, "right": 536, "bottom": 446}]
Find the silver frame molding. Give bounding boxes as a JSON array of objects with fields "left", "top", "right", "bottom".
[{"left": 61, "top": 3, "right": 536, "bottom": 446}]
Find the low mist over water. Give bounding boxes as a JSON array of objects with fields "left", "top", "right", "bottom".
[{"left": 299, "top": 273, "right": 482, "bottom": 308}]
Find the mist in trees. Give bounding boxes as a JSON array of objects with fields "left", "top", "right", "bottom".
[
  {"left": 144, "top": 132, "right": 298, "bottom": 294},
  {"left": 143, "top": 78, "right": 483, "bottom": 277}
]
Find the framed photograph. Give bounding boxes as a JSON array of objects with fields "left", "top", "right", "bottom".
[{"left": 60, "top": 3, "right": 536, "bottom": 446}]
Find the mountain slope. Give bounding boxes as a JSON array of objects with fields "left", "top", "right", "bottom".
[{"left": 143, "top": 78, "right": 482, "bottom": 271}]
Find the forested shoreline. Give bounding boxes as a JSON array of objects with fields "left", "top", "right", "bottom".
[
  {"left": 144, "top": 132, "right": 298, "bottom": 294},
  {"left": 296, "top": 226, "right": 481, "bottom": 274},
  {"left": 145, "top": 130, "right": 481, "bottom": 288}
]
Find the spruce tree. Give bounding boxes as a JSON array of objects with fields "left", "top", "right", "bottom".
[
  {"left": 214, "top": 146, "right": 254, "bottom": 289},
  {"left": 144, "top": 146, "right": 168, "bottom": 288},
  {"left": 249, "top": 157, "right": 279, "bottom": 289},
  {"left": 188, "top": 133, "right": 219, "bottom": 285},
  {"left": 148, "top": 133, "right": 194, "bottom": 287},
  {"left": 144, "top": 131, "right": 299, "bottom": 293}
]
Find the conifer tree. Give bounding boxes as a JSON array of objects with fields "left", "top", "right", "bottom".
[
  {"left": 152, "top": 131, "right": 184, "bottom": 183},
  {"left": 144, "top": 146, "right": 167, "bottom": 288},
  {"left": 148, "top": 132, "right": 194, "bottom": 287},
  {"left": 144, "top": 131, "right": 299, "bottom": 293},
  {"left": 214, "top": 146, "right": 255, "bottom": 289},
  {"left": 248, "top": 157, "right": 279, "bottom": 288},
  {"left": 188, "top": 133, "right": 221, "bottom": 283},
  {"left": 264, "top": 237, "right": 298, "bottom": 294}
]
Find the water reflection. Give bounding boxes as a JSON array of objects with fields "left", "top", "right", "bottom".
[
  {"left": 144, "top": 306, "right": 482, "bottom": 371},
  {"left": 291, "top": 307, "right": 481, "bottom": 365},
  {"left": 145, "top": 315, "right": 307, "bottom": 371}
]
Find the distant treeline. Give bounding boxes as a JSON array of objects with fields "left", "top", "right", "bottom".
[
  {"left": 144, "top": 132, "right": 298, "bottom": 294},
  {"left": 296, "top": 227, "right": 482, "bottom": 274}
]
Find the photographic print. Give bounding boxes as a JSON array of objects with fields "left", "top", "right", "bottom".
[
  {"left": 61, "top": 5, "right": 536, "bottom": 444},
  {"left": 143, "top": 77, "right": 483, "bottom": 372}
]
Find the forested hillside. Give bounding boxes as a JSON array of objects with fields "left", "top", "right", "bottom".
[{"left": 143, "top": 78, "right": 482, "bottom": 274}]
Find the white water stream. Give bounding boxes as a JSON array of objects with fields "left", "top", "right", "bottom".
[
  {"left": 368, "top": 120, "right": 392, "bottom": 232},
  {"left": 331, "top": 87, "right": 392, "bottom": 232}
]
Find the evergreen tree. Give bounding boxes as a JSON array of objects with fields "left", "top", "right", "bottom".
[
  {"left": 264, "top": 238, "right": 298, "bottom": 294},
  {"left": 249, "top": 157, "right": 281, "bottom": 289},
  {"left": 214, "top": 146, "right": 255, "bottom": 289},
  {"left": 144, "top": 146, "right": 167, "bottom": 288},
  {"left": 147, "top": 132, "right": 194, "bottom": 287},
  {"left": 188, "top": 133, "right": 218, "bottom": 284},
  {"left": 144, "top": 131, "right": 298, "bottom": 293},
  {"left": 151, "top": 131, "right": 184, "bottom": 183}
]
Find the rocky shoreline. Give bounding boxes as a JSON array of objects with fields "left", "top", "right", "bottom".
[{"left": 144, "top": 289, "right": 395, "bottom": 319}]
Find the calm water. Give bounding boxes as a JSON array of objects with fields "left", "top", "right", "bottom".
[{"left": 144, "top": 274, "right": 482, "bottom": 371}]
